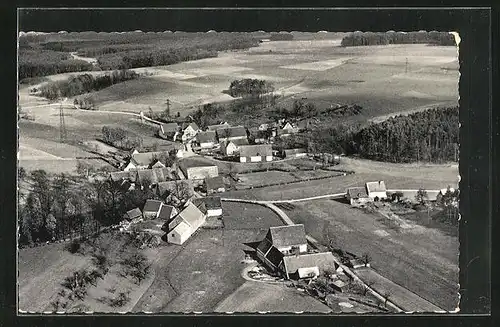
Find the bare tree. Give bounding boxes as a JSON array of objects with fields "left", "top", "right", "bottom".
[
  {"left": 361, "top": 253, "right": 372, "bottom": 267},
  {"left": 382, "top": 291, "right": 392, "bottom": 307}
]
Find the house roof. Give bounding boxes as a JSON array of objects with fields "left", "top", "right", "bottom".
[
  {"left": 216, "top": 126, "right": 247, "bottom": 139},
  {"left": 177, "top": 201, "right": 205, "bottom": 227},
  {"left": 266, "top": 246, "right": 285, "bottom": 268},
  {"left": 205, "top": 176, "right": 225, "bottom": 191},
  {"left": 168, "top": 215, "right": 184, "bottom": 230},
  {"left": 131, "top": 151, "right": 169, "bottom": 167},
  {"left": 110, "top": 171, "right": 137, "bottom": 182},
  {"left": 257, "top": 238, "right": 273, "bottom": 255},
  {"left": 161, "top": 122, "right": 179, "bottom": 133},
  {"left": 158, "top": 205, "right": 175, "bottom": 220},
  {"left": 228, "top": 138, "right": 249, "bottom": 146},
  {"left": 180, "top": 159, "right": 218, "bottom": 170},
  {"left": 204, "top": 196, "right": 222, "bottom": 210},
  {"left": 196, "top": 131, "right": 217, "bottom": 143},
  {"left": 284, "top": 148, "right": 307, "bottom": 156},
  {"left": 268, "top": 224, "right": 307, "bottom": 248},
  {"left": 283, "top": 252, "right": 337, "bottom": 275},
  {"left": 181, "top": 122, "right": 200, "bottom": 131},
  {"left": 172, "top": 220, "right": 191, "bottom": 236},
  {"left": 207, "top": 122, "right": 230, "bottom": 131},
  {"left": 136, "top": 167, "right": 174, "bottom": 185},
  {"left": 366, "top": 181, "right": 387, "bottom": 193},
  {"left": 239, "top": 144, "right": 272, "bottom": 157},
  {"left": 347, "top": 187, "right": 369, "bottom": 199},
  {"left": 143, "top": 199, "right": 163, "bottom": 213},
  {"left": 124, "top": 208, "right": 142, "bottom": 220}
]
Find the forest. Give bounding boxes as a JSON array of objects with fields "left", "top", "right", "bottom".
[
  {"left": 18, "top": 32, "right": 260, "bottom": 79},
  {"left": 310, "top": 106, "right": 459, "bottom": 163},
  {"left": 37, "top": 69, "right": 139, "bottom": 100},
  {"left": 340, "top": 31, "right": 456, "bottom": 47}
]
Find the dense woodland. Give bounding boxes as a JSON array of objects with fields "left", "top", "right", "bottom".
[
  {"left": 18, "top": 32, "right": 260, "bottom": 79},
  {"left": 341, "top": 31, "right": 456, "bottom": 47},
  {"left": 38, "top": 69, "right": 139, "bottom": 100},
  {"left": 228, "top": 79, "right": 275, "bottom": 98}
]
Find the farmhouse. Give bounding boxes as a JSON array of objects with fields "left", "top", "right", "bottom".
[
  {"left": 195, "top": 131, "right": 217, "bottom": 149},
  {"left": 346, "top": 187, "right": 371, "bottom": 206},
  {"left": 180, "top": 122, "right": 200, "bottom": 143},
  {"left": 203, "top": 196, "right": 223, "bottom": 217},
  {"left": 167, "top": 201, "right": 207, "bottom": 245},
  {"left": 157, "top": 204, "right": 177, "bottom": 221},
  {"left": 283, "top": 148, "right": 308, "bottom": 158},
  {"left": 123, "top": 151, "right": 170, "bottom": 171},
  {"left": 256, "top": 224, "right": 337, "bottom": 279},
  {"left": 159, "top": 122, "right": 180, "bottom": 141},
  {"left": 142, "top": 199, "right": 163, "bottom": 219},
  {"left": 205, "top": 176, "right": 226, "bottom": 195},
  {"left": 207, "top": 122, "right": 230, "bottom": 131},
  {"left": 151, "top": 160, "right": 166, "bottom": 169},
  {"left": 179, "top": 160, "right": 219, "bottom": 180},
  {"left": 239, "top": 144, "right": 273, "bottom": 163},
  {"left": 123, "top": 208, "right": 143, "bottom": 222},
  {"left": 216, "top": 126, "right": 248, "bottom": 142},
  {"left": 221, "top": 138, "right": 249, "bottom": 156},
  {"left": 365, "top": 181, "right": 388, "bottom": 200}
]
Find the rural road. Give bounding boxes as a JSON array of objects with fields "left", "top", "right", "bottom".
[{"left": 221, "top": 192, "right": 346, "bottom": 205}]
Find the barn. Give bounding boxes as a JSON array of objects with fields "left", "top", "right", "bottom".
[
  {"left": 216, "top": 125, "right": 248, "bottom": 142},
  {"left": 346, "top": 187, "right": 371, "bottom": 206},
  {"left": 205, "top": 176, "right": 226, "bottom": 195},
  {"left": 239, "top": 144, "right": 273, "bottom": 163},
  {"left": 221, "top": 138, "right": 249, "bottom": 156},
  {"left": 179, "top": 160, "right": 219, "bottom": 180},
  {"left": 142, "top": 199, "right": 163, "bottom": 219},
  {"left": 365, "top": 181, "right": 388, "bottom": 200},
  {"left": 195, "top": 131, "right": 217, "bottom": 149},
  {"left": 167, "top": 201, "right": 206, "bottom": 245}
]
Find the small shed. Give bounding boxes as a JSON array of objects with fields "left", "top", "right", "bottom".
[
  {"left": 365, "top": 181, "right": 388, "bottom": 200},
  {"left": 205, "top": 176, "right": 226, "bottom": 194},
  {"left": 123, "top": 208, "right": 143, "bottom": 222},
  {"left": 142, "top": 199, "right": 163, "bottom": 219},
  {"left": 204, "top": 196, "right": 223, "bottom": 217}
]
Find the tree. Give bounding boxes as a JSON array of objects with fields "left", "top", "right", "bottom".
[
  {"left": 18, "top": 167, "right": 27, "bottom": 181},
  {"left": 46, "top": 213, "right": 57, "bottom": 240},
  {"left": 382, "top": 291, "right": 392, "bottom": 308},
  {"left": 415, "top": 188, "right": 428, "bottom": 204},
  {"left": 361, "top": 253, "right": 372, "bottom": 267},
  {"left": 76, "top": 160, "right": 96, "bottom": 179},
  {"left": 29, "top": 170, "right": 54, "bottom": 240},
  {"left": 392, "top": 191, "right": 404, "bottom": 202}
]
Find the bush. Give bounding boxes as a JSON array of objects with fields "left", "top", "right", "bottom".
[{"left": 67, "top": 239, "right": 81, "bottom": 254}]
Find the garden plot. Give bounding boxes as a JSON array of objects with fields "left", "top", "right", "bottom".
[{"left": 237, "top": 171, "right": 300, "bottom": 188}]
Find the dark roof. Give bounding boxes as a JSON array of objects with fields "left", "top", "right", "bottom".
[
  {"left": 124, "top": 208, "right": 142, "bottom": 220},
  {"left": 161, "top": 122, "right": 179, "bottom": 133},
  {"left": 180, "top": 159, "right": 218, "bottom": 170},
  {"left": 257, "top": 238, "right": 273, "bottom": 255},
  {"left": 284, "top": 148, "right": 307, "bottom": 156},
  {"left": 131, "top": 151, "right": 169, "bottom": 167},
  {"left": 266, "top": 246, "right": 285, "bottom": 268},
  {"left": 216, "top": 126, "right": 247, "bottom": 139},
  {"left": 143, "top": 199, "right": 163, "bottom": 213},
  {"left": 283, "top": 252, "right": 337, "bottom": 275},
  {"left": 268, "top": 224, "right": 307, "bottom": 248},
  {"left": 204, "top": 196, "right": 222, "bottom": 210},
  {"left": 239, "top": 144, "right": 272, "bottom": 157},
  {"left": 347, "top": 187, "right": 369, "bottom": 199},
  {"left": 136, "top": 167, "right": 174, "bottom": 185},
  {"left": 228, "top": 138, "right": 249, "bottom": 146},
  {"left": 158, "top": 205, "right": 175, "bottom": 220},
  {"left": 182, "top": 122, "right": 200, "bottom": 131},
  {"left": 205, "top": 176, "right": 225, "bottom": 191},
  {"left": 366, "top": 181, "right": 387, "bottom": 193},
  {"left": 110, "top": 171, "right": 137, "bottom": 182},
  {"left": 196, "top": 131, "right": 217, "bottom": 143}
]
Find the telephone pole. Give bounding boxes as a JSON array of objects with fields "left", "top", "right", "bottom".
[
  {"left": 405, "top": 57, "right": 409, "bottom": 74},
  {"left": 166, "top": 99, "right": 171, "bottom": 117}
]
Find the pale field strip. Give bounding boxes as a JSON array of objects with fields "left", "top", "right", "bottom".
[
  {"left": 280, "top": 58, "right": 354, "bottom": 72},
  {"left": 182, "top": 66, "right": 253, "bottom": 76},
  {"left": 354, "top": 55, "right": 457, "bottom": 66}
]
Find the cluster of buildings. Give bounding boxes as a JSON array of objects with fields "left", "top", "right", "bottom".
[{"left": 256, "top": 224, "right": 338, "bottom": 280}]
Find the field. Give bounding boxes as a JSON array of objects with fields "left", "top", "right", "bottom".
[{"left": 282, "top": 199, "right": 459, "bottom": 311}]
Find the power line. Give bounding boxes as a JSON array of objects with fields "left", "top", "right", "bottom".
[{"left": 59, "top": 102, "right": 67, "bottom": 143}]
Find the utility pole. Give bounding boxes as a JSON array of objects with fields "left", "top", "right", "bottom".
[
  {"left": 405, "top": 57, "right": 409, "bottom": 74},
  {"left": 165, "top": 99, "right": 171, "bottom": 118}
]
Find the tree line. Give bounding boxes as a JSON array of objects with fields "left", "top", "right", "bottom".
[
  {"left": 101, "top": 126, "right": 143, "bottom": 151},
  {"left": 19, "top": 50, "right": 95, "bottom": 80},
  {"left": 341, "top": 31, "right": 456, "bottom": 47},
  {"left": 37, "top": 69, "right": 139, "bottom": 100},
  {"left": 269, "top": 33, "right": 294, "bottom": 41},
  {"left": 309, "top": 106, "right": 459, "bottom": 163},
  {"left": 228, "top": 79, "right": 275, "bottom": 98}
]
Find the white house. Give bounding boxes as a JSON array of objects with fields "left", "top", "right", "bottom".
[
  {"left": 346, "top": 187, "right": 371, "bottom": 206},
  {"left": 204, "top": 196, "right": 223, "bottom": 217},
  {"left": 239, "top": 144, "right": 273, "bottom": 163},
  {"left": 180, "top": 160, "right": 219, "bottom": 180},
  {"left": 365, "top": 181, "right": 388, "bottom": 200},
  {"left": 123, "top": 151, "right": 170, "bottom": 171},
  {"left": 180, "top": 122, "right": 200, "bottom": 143},
  {"left": 221, "top": 138, "right": 249, "bottom": 156},
  {"left": 195, "top": 131, "right": 217, "bottom": 149},
  {"left": 167, "top": 201, "right": 206, "bottom": 245}
]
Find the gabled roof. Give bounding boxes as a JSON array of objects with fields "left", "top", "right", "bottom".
[
  {"left": 196, "top": 131, "right": 217, "bottom": 143},
  {"left": 182, "top": 122, "right": 200, "bottom": 131},
  {"left": 266, "top": 246, "right": 285, "bottom": 268},
  {"left": 110, "top": 171, "right": 137, "bottom": 182},
  {"left": 239, "top": 144, "right": 273, "bottom": 157},
  {"left": 216, "top": 126, "right": 247, "bottom": 139},
  {"left": 124, "top": 208, "right": 142, "bottom": 220},
  {"left": 161, "top": 122, "right": 179, "bottom": 133},
  {"left": 207, "top": 122, "right": 230, "bottom": 131},
  {"left": 177, "top": 201, "right": 205, "bottom": 227},
  {"left": 204, "top": 196, "right": 222, "bottom": 210},
  {"left": 172, "top": 220, "right": 191, "bottom": 235},
  {"left": 268, "top": 224, "right": 307, "bottom": 248},
  {"left": 131, "top": 151, "right": 169, "bottom": 167},
  {"left": 347, "top": 187, "right": 369, "bottom": 199},
  {"left": 180, "top": 159, "right": 218, "bottom": 170},
  {"left": 158, "top": 205, "right": 175, "bottom": 220},
  {"left": 366, "top": 181, "right": 387, "bottom": 193},
  {"left": 205, "top": 176, "right": 225, "bottom": 191},
  {"left": 143, "top": 199, "right": 163, "bottom": 213},
  {"left": 227, "top": 138, "right": 249, "bottom": 147},
  {"left": 283, "top": 252, "right": 337, "bottom": 275},
  {"left": 257, "top": 237, "right": 273, "bottom": 255},
  {"left": 136, "top": 167, "right": 175, "bottom": 185}
]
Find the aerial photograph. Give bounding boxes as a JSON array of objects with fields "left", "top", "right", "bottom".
[{"left": 17, "top": 19, "right": 460, "bottom": 313}]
